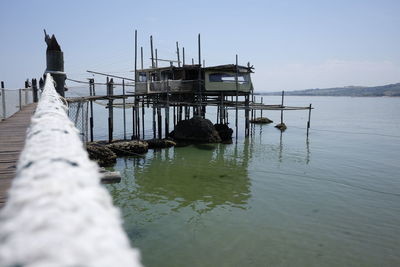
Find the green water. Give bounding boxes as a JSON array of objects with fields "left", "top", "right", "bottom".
[{"left": 105, "top": 96, "right": 400, "bottom": 267}]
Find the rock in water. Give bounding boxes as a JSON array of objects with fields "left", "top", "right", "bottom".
[
  {"left": 146, "top": 139, "right": 176, "bottom": 149},
  {"left": 275, "top": 122, "right": 287, "bottom": 131},
  {"left": 173, "top": 117, "right": 221, "bottom": 143},
  {"left": 86, "top": 143, "right": 117, "bottom": 167},
  {"left": 214, "top": 124, "right": 233, "bottom": 142},
  {"left": 106, "top": 140, "right": 148, "bottom": 156},
  {"left": 250, "top": 117, "right": 273, "bottom": 124}
]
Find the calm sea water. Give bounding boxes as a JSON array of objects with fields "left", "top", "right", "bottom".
[{"left": 80, "top": 90, "right": 400, "bottom": 266}]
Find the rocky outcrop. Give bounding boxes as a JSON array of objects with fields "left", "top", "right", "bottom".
[
  {"left": 214, "top": 124, "right": 233, "bottom": 142},
  {"left": 250, "top": 117, "right": 273, "bottom": 124},
  {"left": 171, "top": 117, "right": 221, "bottom": 143},
  {"left": 146, "top": 139, "right": 176, "bottom": 149},
  {"left": 86, "top": 143, "right": 117, "bottom": 167},
  {"left": 275, "top": 123, "right": 287, "bottom": 131},
  {"left": 106, "top": 140, "right": 148, "bottom": 156}
]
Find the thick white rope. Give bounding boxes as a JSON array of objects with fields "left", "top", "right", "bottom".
[{"left": 0, "top": 74, "right": 141, "bottom": 267}]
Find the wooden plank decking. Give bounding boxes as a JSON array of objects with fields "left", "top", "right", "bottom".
[{"left": 0, "top": 104, "right": 37, "bottom": 208}]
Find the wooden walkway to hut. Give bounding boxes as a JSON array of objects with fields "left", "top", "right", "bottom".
[{"left": 0, "top": 103, "right": 36, "bottom": 207}]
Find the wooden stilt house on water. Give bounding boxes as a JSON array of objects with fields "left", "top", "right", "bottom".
[{"left": 135, "top": 64, "right": 254, "bottom": 96}]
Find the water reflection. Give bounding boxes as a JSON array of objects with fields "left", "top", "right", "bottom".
[{"left": 108, "top": 141, "right": 252, "bottom": 215}]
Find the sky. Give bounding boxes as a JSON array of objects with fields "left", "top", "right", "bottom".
[{"left": 0, "top": 0, "right": 400, "bottom": 91}]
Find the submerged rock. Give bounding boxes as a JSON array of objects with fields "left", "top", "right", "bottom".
[
  {"left": 214, "top": 123, "right": 233, "bottom": 142},
  {"left": 86, "top": 143, "right": 117, "bottom": 167},
  {"left": 172, "top": 117, "right": 221, "bottom": 143},
  {"left": 275, "top": 122, "right": 287, "bottom": 131},
  {"left": 146, "top": 139, "right": 176, "bottom": 149},
  {"left": 106, "top": 140, "right": 148, "bottom": 156},
  {"left": 250, "top": 117, "right": 273, "bottom": 124}
]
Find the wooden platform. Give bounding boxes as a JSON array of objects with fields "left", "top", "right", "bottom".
[{"left": 0, "top": 104, "right": 36, "bottom": 208}]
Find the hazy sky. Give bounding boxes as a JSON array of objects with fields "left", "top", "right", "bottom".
[{"left": 1, "top": 0, "right": 399, "bottom": 91}]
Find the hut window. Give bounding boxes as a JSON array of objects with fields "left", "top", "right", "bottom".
[
  {"left": 209, "top": 73, "right": 249, "bottom": 83},
  {"left": 138, "top": 72, "right": 147, "bottom": 82}
]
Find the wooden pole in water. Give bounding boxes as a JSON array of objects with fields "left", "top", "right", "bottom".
[
  {"left": 122, "top": 79, "right": 127, "bottom": 140},
  {"left": 307, "top": 103, "right": 312, "bottom": 136},
  {"left": 261, "top": 97, "right": 263, "bottom": 117},
  {"left": 133, "top": 99, "right": 136, "bottom": 139},
  {"left": 142, "top": 97, "right": 145, "bottom": 139},
  {"left": 173, "top": 105, "right": 176, "bottom": 126},
  {"left": 152, "top": 103, "right": 156, "bottom": 138},
  {"left": 136, "top": 96, "right": 140, "bottom": 140},
  {"left": 107, "top": 78, "right": 114, "bottom": 143},
  {"left": 165, "top": 82, "right": 170, "bottom": 138},
  {"left": 280, "top": 90, "right": 285, "bottom": 124},
  {"left": 197, "top": 33, "right": 202, "bottom": 117},
  {"left": 150, "top": 35, "right": 154, "bottom": 68},
  {"left": 245, "top": 94, "right": 250, "bottom": 137},
  {"left": 134, "top": 30, "right": 138, "bottom": 140},
  {"left": 220, "top": 92, "right": 224, "bottom": 124},
  {"left": 157, "top": 105, "right": 162, "bottom": 139},
  {"left": 235, "top": 54, "right": 239, "bottom": 140},
  {"left": 89, "top": 79, "right": 95, "bottom": 142}
]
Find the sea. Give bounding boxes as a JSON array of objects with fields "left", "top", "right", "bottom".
[{"left": 68, "top": 85, "right": 400, "bottom": 267}]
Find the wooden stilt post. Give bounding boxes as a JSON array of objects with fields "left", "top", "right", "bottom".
[
  {"left": 235, "top": 54, "right": 239, "bottom": 140},
  {"left": 165, "top": 82, "right": 170, "bottom": 138},
  {"left": 133, "top": 29, "right": 138, "bottom": 140},
  {"left": 245, "top": 94, "right": 250, "bottom": 137},
  {"left": 261, "top": 97, "right": 263, "bottom": 117},
  {"left": 136, "top": 96, "right": 140, "bottom": 140},
  {"left": 307, "top": 103, "right": 312, "bottom": 136},
  {"left": 216, "top": 101, "right": 220, "bottom": 124},
  {"left": 280, "top": 90, "right": 285, "bottom": 124},
  {"left": 220, "top": 92, "right": 224, "bottom": 124},
  {"left": 251, "top": 94, "right": 254, "bottom": 121},
  {"left": 89, "top": 78, "right": 94, "bottom": 142},
  {"left": 157, "top": 105, "right": 162, "bottom": 139},
  {"left": 152, "top": 102, "right": 156, "bottom": 138},
  {"left": 107, "top": 78, "right": 114, "bottom": 143},
  {"left": 173, "top": 105, "right": 176, "bottom": 126},
  {"left": 226, "top": 103, "right": 229, "bottom": 124},
  {"left": 142, "top": 97, "right": 145, "bottom": 139},
  {"left": 197, "top": 33, "right": 202, "bottom": 117},
  {"left": 122, "top": 79, "right": 126, "bottom": 140}
]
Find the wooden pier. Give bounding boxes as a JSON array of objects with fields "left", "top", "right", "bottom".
[{"left": 0, "top": 103, "right": 36, "bottom": 207}]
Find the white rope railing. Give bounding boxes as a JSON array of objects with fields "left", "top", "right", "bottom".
[{"left": 0, "top": 74, "right": 141, "bottom": 267}]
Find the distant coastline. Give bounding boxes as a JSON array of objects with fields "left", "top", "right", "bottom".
[{"left": 258, "top": 83, "right": 400, "bottom": 97}]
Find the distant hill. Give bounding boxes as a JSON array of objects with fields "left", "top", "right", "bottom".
[{"left": 259, "top": 83, "right": 400, "bottom": 97}]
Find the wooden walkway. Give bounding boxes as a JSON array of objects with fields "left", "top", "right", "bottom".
[{"left": 0, "top": 104, "right": 36, "bottom": 208}]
